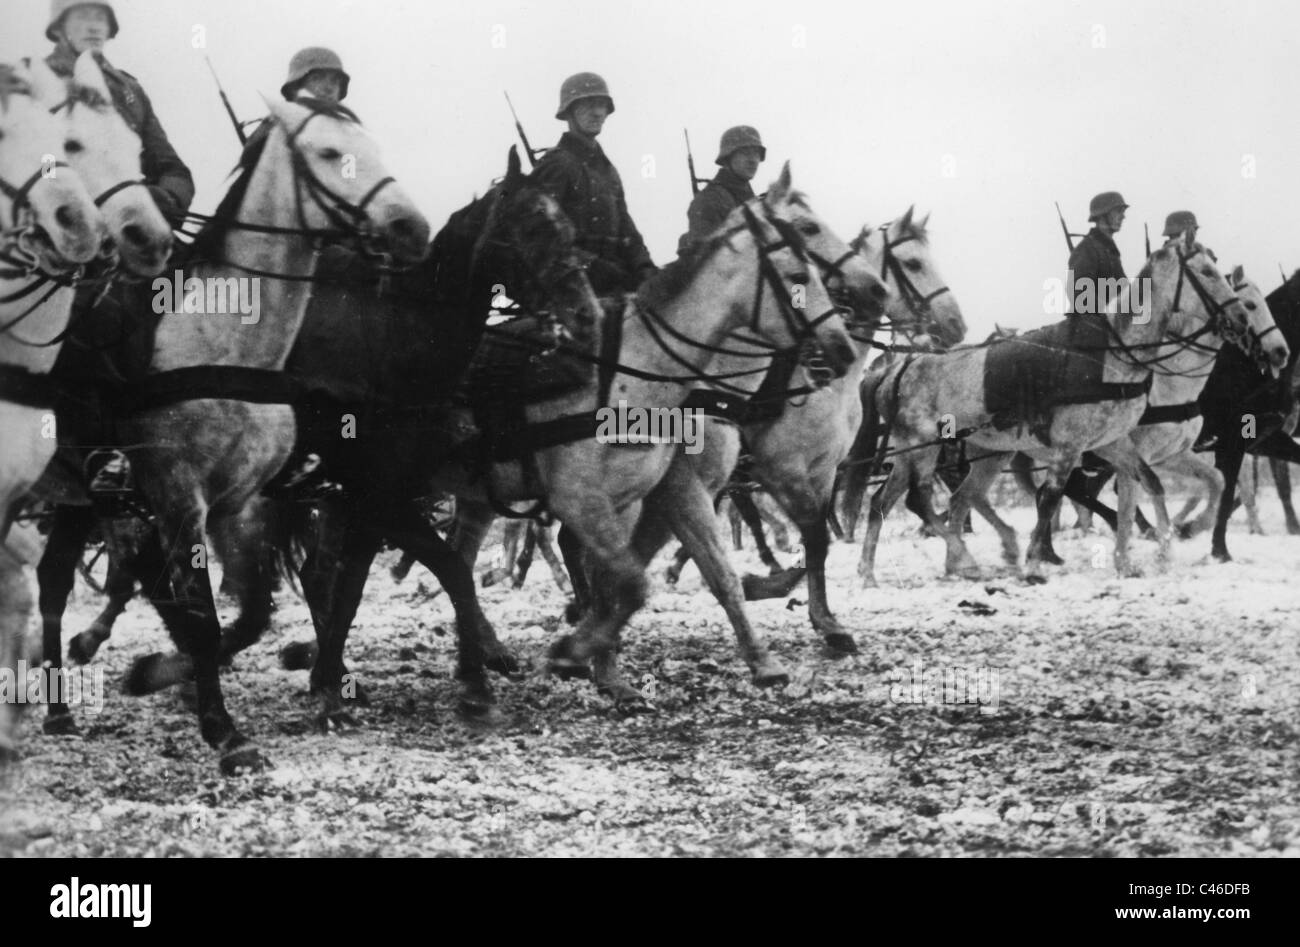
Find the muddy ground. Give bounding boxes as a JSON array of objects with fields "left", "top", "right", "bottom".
[{"left": 1, "top": 495, "right": 1296, "bottom": 857}]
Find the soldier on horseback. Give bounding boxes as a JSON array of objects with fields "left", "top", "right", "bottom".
[
  {"left": 45, "top": 1, "right": 194, "bottom": 226},
  {"left": 43, "top": 1, "right": 195, "bottom": 494},
  {"left": 1161, "top": 210, "right": 1198, "bottom": 246},
  {"left": 1067, "top": 190, "right": 1128, "bottom": 328},
  {"left": 531, "top": 72, "right": 657, "bottom": 295},
  {"left": 677, "top": 125, "right": 765, "bottom": 257}
]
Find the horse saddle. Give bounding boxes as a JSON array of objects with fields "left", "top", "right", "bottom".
[{"left": 982, "top": 317, "right": 1146, "bottom": 445}]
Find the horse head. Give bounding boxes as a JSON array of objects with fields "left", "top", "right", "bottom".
[
  {"left": 1226, "top": 265, "right": 1289, "bottom": 378},
  {"left": 31, "top": 51, "right": 174, "bottom": 276},
  {"left": 750, "top": 163, "right": 856, "bottom": 378},
  {"left": 262, "top": 97, "right": 430, "bottom": 266},
  {"left": 1142, "top": 231, "right": 1249, "bottom": 357},
  {"left": 475, "top": 146, "right": 584, "bottom": 311},
  {"left": 0, "top": 60, "right": 101, "bottom": 269},
  {"left": 857, "top": 206, "right": 966, "bottom": 349},
  {"left": 778, "top": 187, "right": 892, "bottom": 332}
]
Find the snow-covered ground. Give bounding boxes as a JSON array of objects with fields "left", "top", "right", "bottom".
[{"left": 2, "top": 492, "right": 1296, "bottom": 856}]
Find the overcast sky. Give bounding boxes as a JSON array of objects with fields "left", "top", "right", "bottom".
[{"left": 6, "top": 0, "right": 1299, "bottom": 340}]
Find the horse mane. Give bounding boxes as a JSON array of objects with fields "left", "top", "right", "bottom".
[
  {"left": 637, "top": 194, "right": 806, "bottom": 311},
  {"left": 64, "top": 83, "right": 111, "bottom": 113},
  {"left": 287, "top": 95, "right": 362, "bottom": 126}
]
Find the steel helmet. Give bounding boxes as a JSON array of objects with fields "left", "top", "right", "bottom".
[
  {"left": 1088, "top": 191, "right": 1129, "bottom": 221},
  {"left": 46, "top": 1, "right": 119, "bottom": 42},
  {"left": 281, "top": 47, "right": 351, "bottom": 101},
  {"left": 715, "top": 126, "right": 766, "bottom": 166},
  {"left": 1162, "top": 210, "right": 1199, "bottom": 237},
  {"left": 555, "top": 72, "right": 614, "bottom": 120}
]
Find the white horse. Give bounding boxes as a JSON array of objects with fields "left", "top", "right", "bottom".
[
  {"left": 0, "top": 60, "right": 104, "bottom": 766},
  {"left": 862, "top": 233, "right": 1252, "bottom": 582},
  {"left": 118, "top": 98, "right": 429, "bottom": 774}
]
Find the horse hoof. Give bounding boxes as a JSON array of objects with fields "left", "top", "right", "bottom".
[
  {"left": 563, "top": 601, "right": 585, "bottom": 625},
  {"left": 484, "top": 651, "right": 521, "bottom": 677},
  {"left": 457, "top": 695, "right": 501, "bottom": 724},
  {"left": 613, "top": 694, "right": 655, "bottom": 717},
  {"left": 42, "top": 715, "right": 79, "bottom": 737},
  {"left": 753, "top": 664, "right": 791, "bottom": 689},
  {"left": 547, "top": 638, "right": 592, "bottom": 680},
  {"left": 822, "top": 632, "right": 859, "bottom": 656},
  {"left": 219, "top": 746, "right": 270, "bottom": 777},
  {"left": 1040, "top": 551, "right": 1065, "bottom": 566},
  {"left": 664, "top": 569, "right": 681, "bottom": 586},
  {"left": 280, "top": 641, "right": 318, "bottom": 671},
  {"left": 1023, "top": 574, "right": 1048, "bottom": 586},
  {"left": 122, "top": 653, "right": 166, "bottom": 696},
  {"left": 1212, "top": 550, "right": 1232, "bottom": 563},
  {"left": 316, "top": 710, "right": 360, "bottom": 734},
  {"left": 68, "top": 633, "right": 101, "bottom": 666}
]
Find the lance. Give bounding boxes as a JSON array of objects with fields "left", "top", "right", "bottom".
[
  {"left": 205, "top": 56, "right": 248, "bottom": 146},
  {"left": 504, "top": 91, "right": 543, "bottom": 169},
  {"left": 1144, "top": 222, "right": 1152, "bottom": 258}
]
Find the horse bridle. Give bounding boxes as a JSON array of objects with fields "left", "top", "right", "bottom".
[
  {"left": 285, "top": 109, "right": 396, "bottom": 251},
  {"left": 870, "top": 223, "right": 952, "bottom": 334},
  {"left": 1109, "top": 248, "right": 1247, "bottom": 376},
  {"left": 634, "top": 201, "right": 851, "bottom": 397},
  {"left": 48, "top": 94, "right": 150, "bottom": 213}
]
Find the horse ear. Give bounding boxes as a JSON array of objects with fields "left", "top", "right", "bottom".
[
  {"left": 917, "top": 211, "right": 931, "bottom": 231},
  {"left": 767, "top": 161, "right": 793, "bottom": 203},
  {"left": 265, "top": 96, "right": 299, "bottom": 129},
  {"left": 24, "top": 57, "right": 64, "bottom": 106},
  {"left": 900, "top": 205, "right": 915, "bottom": 232},
  {"left": 505, "top": 145, "right": 522, "bottom": 183},
  {"left": 73, "top": 49, "right": 110, "bottom": 100},
  {"left": 1231, "top": 264, "right": 1244, "bottom": 284}
]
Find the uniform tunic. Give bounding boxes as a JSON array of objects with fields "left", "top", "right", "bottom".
[
  {"left": 45, "top": 46, "right": 195, "bottom": 223},
  {"left": 676, "top": 167, "right": 754, "bottom": 258},
  {"left": 530, "top": 131, "right": 656, "bottom": 294}
]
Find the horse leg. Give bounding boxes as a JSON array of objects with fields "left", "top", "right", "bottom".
[
  {"left": 733, "top": 489, "right": 784, "bottom": 573},
  {"left": 1137, "top": 461, "right": 1172, "bottom": 569},
  {"left": 1240, "top": 456, "right": 1264, "bottom": 535},
  {"left": 1269, "top": 458, "right": 1299, "bottom": 534},
  {"left": 385, "top": 508, "right": 516, "bottom": 718},
  {"left": 1025, "top": 455, "right": 1077, "bottom": 577},
  {"left": 214, "top": 499, "right": 276, "bottom": 664},
  {"left": 664, "top": 543, "right": 692, "bottom": 585},
  {"left": 306, "top": 518, "right": 381, "bottom": 731},
  {"left": 70, "top": 544, "right": 136, "bottom": 666},
  {"left": 143, "top": 501, "right": 267, "bottom": 775},
  {"left": 546, "top": 499, "right": 649, "bottom": 679},
  {"left": 36, "top": 506, "right": 94, "bottom": 735},
  {"left": 480, "top": 519, "right": 521, "bottom": 588},
  {"left": 0, "top": 543, "right": 31, "bottom": 766},
  {"left": 511, "top": 521, "right": 537, "bottom": 588},
  {"left": 652, "top": 465, "right": 789, "bottom": 686},
  {"left": 949, "top": 454, "right": 1017, "bottom": 569},
  {"left": 556, "top": 524, "right": 592, "bottom": 623},
  {"left": 858, "top": 454, "right": 916, "bottom": 588},
  {"left": 800, "top": 515, "right": 855, "bottom": 654},
  {"left": 1114, "top": 470, "right": 1140, "bottom": 576},
  {"left": 532, "top": 522, "right": 572, "bottom": 595}
]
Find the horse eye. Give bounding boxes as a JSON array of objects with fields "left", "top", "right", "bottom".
[
  {"left": 319, "top": 147, "right": 342, "bottom": 161},
  {"left": 905, "top": 259, "right": 924, "bottom": 272},
  {"left": 799, "top": 223, "right": 820, "bottom": 236},
  {"left": 1245, "top": 301, "right": 1257, "bottom": 310},
  {"left": 65, "top": 139, "right": 83, "bottom": 154}
]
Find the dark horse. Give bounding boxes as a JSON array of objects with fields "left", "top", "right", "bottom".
[
  {"left": 34, "top": 147, "right": 587, "bottom": 736},
  {"left": 119, "top": 147, "right": 595, "bottom": 726}
]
